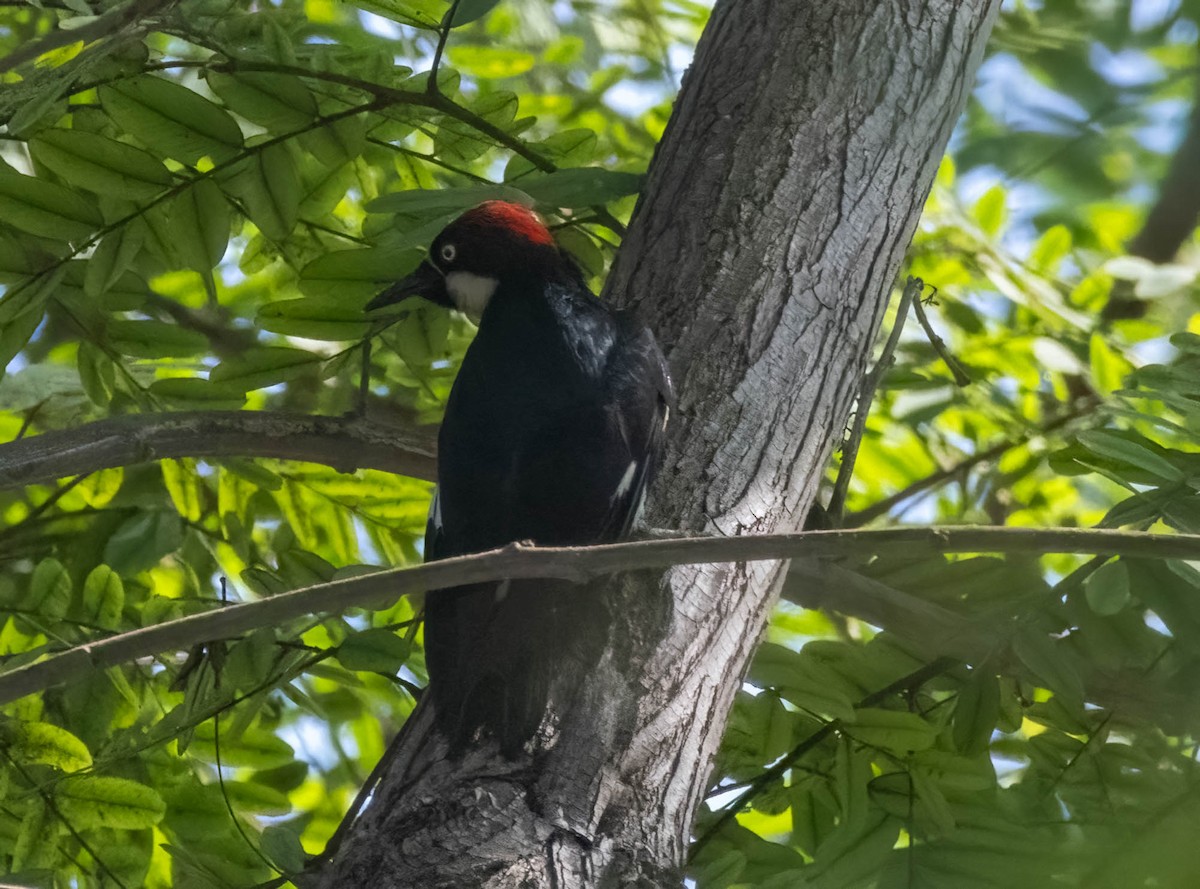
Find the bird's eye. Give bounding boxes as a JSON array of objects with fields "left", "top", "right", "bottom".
[{"left": 440, "top": 243, "right": 457, "bottom": 264}]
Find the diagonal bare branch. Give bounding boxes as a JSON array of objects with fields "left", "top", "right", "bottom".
[{"left": 0, "top": 411, "right": 437, "bottom": 490}]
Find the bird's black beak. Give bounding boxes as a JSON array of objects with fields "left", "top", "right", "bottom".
[{"left": 366, "top": 261, "right": 449, "bottom": 311}]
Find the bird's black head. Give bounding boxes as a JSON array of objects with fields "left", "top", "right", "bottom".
[{"left": 367, "top": 201, "right": 563, "bottom": 320}]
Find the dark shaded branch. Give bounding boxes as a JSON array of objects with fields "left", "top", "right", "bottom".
[
  {"left": 1128, "top": 93, "right": 1200, "bottom": 263},
  {"left": 0, "top": 411, "right": 437, "bottom": 490},
  {"left": 1, "top": 525, "right": 1196, "bottom": 706},
  {"left": 144, "top": 294, "right": 258, "bottom": 358},
  {"left": 1105, "top": 82, "right": 1200, "bottom": 321}
]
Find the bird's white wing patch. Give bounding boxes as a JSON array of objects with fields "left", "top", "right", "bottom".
[
  {"left": 445, "top": 271, "right": 499, "bottom": 320},
  {"left": 429, "top": 488, "right": 443, "bottom": 534},
  {"left": 613, "top": 459, "right": 638, "bottom": 503}
]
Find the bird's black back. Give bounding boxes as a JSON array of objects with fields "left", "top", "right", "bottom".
[{"left": 424, "top": 270, "right": 671, "bottom": 756}]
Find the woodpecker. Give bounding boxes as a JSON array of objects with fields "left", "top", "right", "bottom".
[{"left": 367, "top": 201, "right": 672, "bottom": 756}]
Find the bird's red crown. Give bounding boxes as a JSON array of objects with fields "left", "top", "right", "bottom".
[{"left": 459, "top": 201, "right": 555, "bottom": 247}]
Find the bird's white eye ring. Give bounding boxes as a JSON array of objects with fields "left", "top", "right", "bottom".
[{"left": 440, "top": 243, "right": 457, "bottom": 263}]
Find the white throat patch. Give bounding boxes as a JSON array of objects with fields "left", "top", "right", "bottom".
[{"left": 445, "top": 271, "right": 498, "bottom": 320}]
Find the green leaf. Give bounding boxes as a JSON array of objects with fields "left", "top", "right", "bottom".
[
  {"left": 911, "top": 750, "right": 995, "bottom": 791},
  {"left": 1028, "top": 224, "right": 1072, "bottom": 274},
  {"left": 55, "top": 776, "right": 166, "bottom": 829},
  {"left": 107, "top": 319, "right": 208, "bottom": 358},
  {"left": 209, "top": 347, "right": 321, "bottom": 391},
  {"left": 692, "top": 850, "right": 746, "bottom": 889},
  {"left": 222, "top": 780, "right": 292, "bottom": 815},
  {"left": 82, "top": 564, "right": 124, "bottom": 630},
  {"left": 952, "top": 667, "right": 999, "bottom": 755},
  {"left": 26, "top": 558, "right": 72, "bottom": 620},
  {"left": 256, "top": 296, "right": 373, "bottom": 341},
  {"left": 78, "top": 465, "right": 124, "bottom": 508},
  {"left": 261, "top": 825, "right": 306, "bottom": 873},
  {"left": 0, "top": 231, "right": 57, "bottom": 281},
  {"left": 204, "top": 70, "right": 317, "bottom": 131},
  {"left": 749, "top": 642, "right": 858, "bottom": 721},
  {"left": 349, "top": 0, "right": 445, "bottom": 28},
  {"left": 972, "top": 184, "right": 1006, "bottom": 237},
  {"left": 298, "top": 115, "right": 367, "bottom": 168},
  {"left": 338, "top": 628, "right": 412, "bottom": 673},
  {"left": 505, "top": 128, "right": 597, "bottom": 180},
  {"left": 219, "top": 143, "right": 302, "bottom": 242},
  {"left": 85, "top": 224, "right": 146, "bottom": 297},
  {"left": 222, "top": 628, "right": 278, "bottom": 691},
  {"left": 5, "top": 720, "right": 93, "bottom": 771},
  {"left": 366, "top": 184, "right": 530, "bottom": 215},
  {"left": 146, "top": 179, "right": 231, "bottom": 276},
  {"left": 446, "top": 0, "right": 501, "bottom": 26},
  {"left": 148, "top": 377, "right": 249, "bottom": 409},
  {"left": 446, "top": 46, "right": 535, "bottom": 78},
  {"left": 103, "top": 511, "right": 184, "bottom": 574},
  {"left": 100, "top": 76, "right": 244, "bottom": 165},
  {"left": 0, "top": 299, "right": 45, "bottom": 386},
  {"left": 189, "top": 724, "right": 295, "bottom": 769},
  {"left": 388, "top": 302, "right": 451, "bottom": 363},
  {"left": 1088, "top": 332, "right": 1129, "bottom": 398},
  {"left": 0, "top": 165, "right": 102, "bottom": 240},
  {"left": 299, "top": 241, "right": 427, "bottom": 301},
  {"left": 11, "top": 798, "right": 47, "bottom": 872},
  {"left": 162, "top": 458, "right": 205, "bottom": 523},
  {"left": 29, "top": 129, "right": 173, "bottom": 200},
  {"left": 518, "top": 168, "right": 643, "bottom": 209},
  {"left": 435, "top": 92, "right": 520, "bottom": 162},
  {"left": 241, "top": 567, "right": 289, "bottom": 596},
  {"left": 554, "top": 226, "right": 605, "bottom": 279},
  {"left": 1085, "top": 560, "right": 1131, "bottom": 616},
  {"left": 1077, "top": 430, "right": 1184, "bottom": 482},
  {"left": 846, "top": 708, "right": 937, "bottom": 753},
  {"left": 1013, "top": 631, "right": 1084, "bottom": 707}
]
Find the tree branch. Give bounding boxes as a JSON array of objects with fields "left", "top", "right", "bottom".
[
  {"left": 1, "top": 525, "right": 1196, "bottom": 706},
  {"left": 827, "top": 276, "right": 921, "bottom": 523},
  {"left": 692, "top": 655, "right": 959, "bottom": 852},
  {"left": 844, "top": 396, "right": 1100, "bottom": 526},
  {"left": 910, "top": 291, "right": 971, "bottom": 386},
  {"left": 0, "top": 411, "right": 437, "bottom": 491},
  {"left": 0, "top": 0, "right": 170, "bottom": 73}
]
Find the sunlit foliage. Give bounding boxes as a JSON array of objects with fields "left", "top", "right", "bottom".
[{"left": 0, "top": 0, "right": 1198, "bottom": 886}]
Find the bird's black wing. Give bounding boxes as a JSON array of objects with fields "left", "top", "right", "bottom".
[{"left": 602, "top": 314, "right": 673, "bottom": 540}]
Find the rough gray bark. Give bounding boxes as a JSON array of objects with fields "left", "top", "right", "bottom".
[{"left": 318, "top": 1, "right": 1001, "bottom": 886}]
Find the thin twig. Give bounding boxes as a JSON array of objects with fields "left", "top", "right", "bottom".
[
  {"left": 827, "top": 276, "right": 922, "bottom": 523},
  {"left": 428, "top": 0, "right": 463, "bottom": 95},
  {"left": 0, "top": 476, "right": 86, "bottom": 544},
  {"left": 366, "top": 137, "right": 492, "bottom": 183},
  {"left": 1, "top": 526, "right": 1198, "bottom": 706},
  {"left": 0, "top": 750, "right": 130, "bottom": 888},
  {"left": 911, "top": 291, "right": 971, "bottom": 386},
  {"left": 691, "top": 657, "right": 957, "bottom": 854},
  {"left": 845, "top": 396, "right": 1101, "bottom": 526}
]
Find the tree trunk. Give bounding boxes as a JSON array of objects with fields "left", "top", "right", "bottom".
[{"left": 318, "top": 1, "right": 1000, "bottom": 886}]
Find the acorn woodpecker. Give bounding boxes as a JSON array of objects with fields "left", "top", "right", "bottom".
[{"left": 367, "top": 201, "right": 672, "bottom": 756}]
